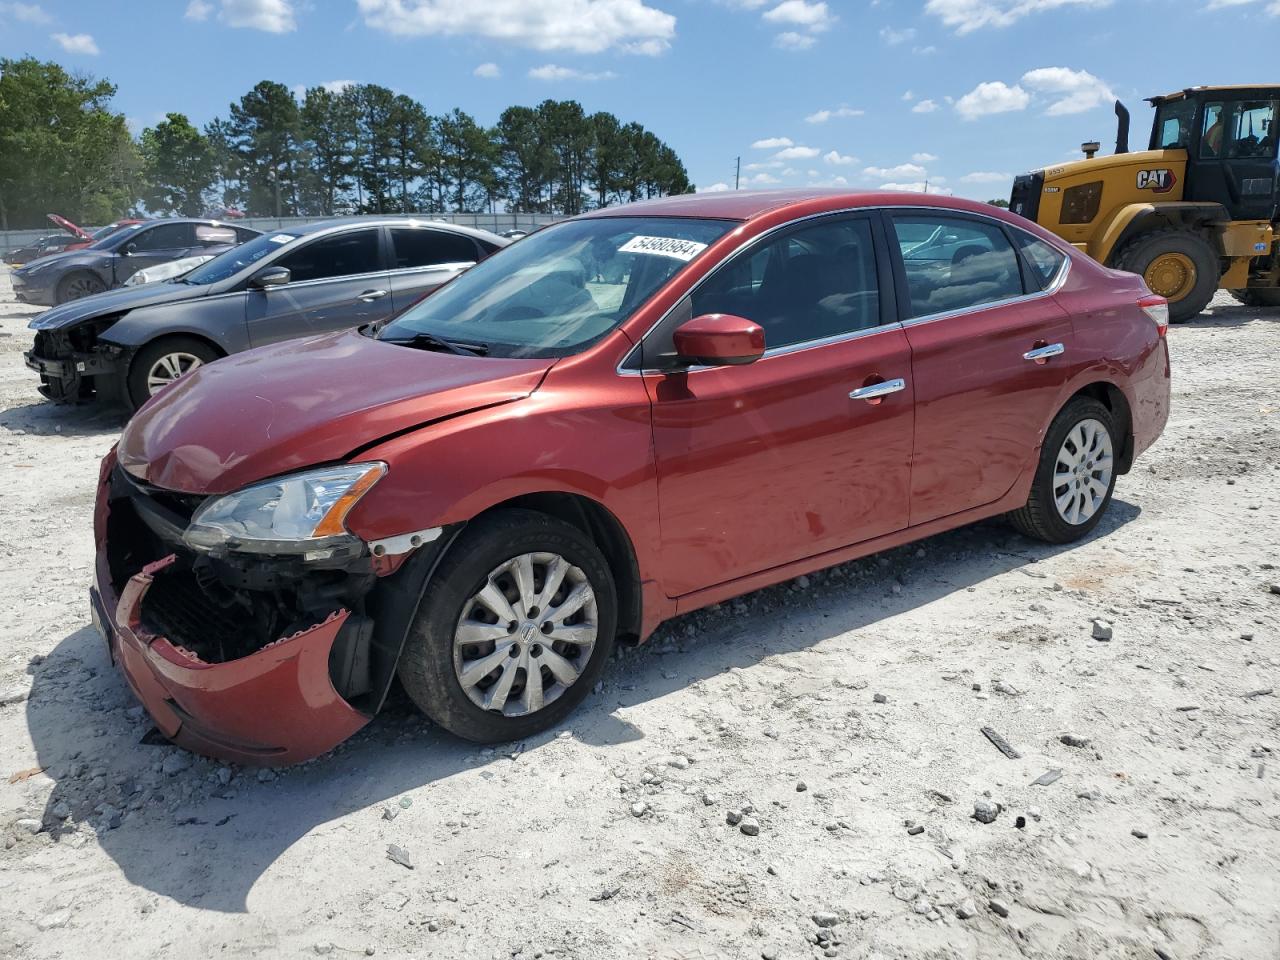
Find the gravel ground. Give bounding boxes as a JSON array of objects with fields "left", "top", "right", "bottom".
[{"left": 0, "top": 265, "right": 1277, "bottom": 960}]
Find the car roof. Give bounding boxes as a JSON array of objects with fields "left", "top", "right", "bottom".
[
  {"left": 576, "top": 189, "right": 1019, "bottom": 223},
  {"left": 281, "top": 216, "right": 507, "bottom": 242}
]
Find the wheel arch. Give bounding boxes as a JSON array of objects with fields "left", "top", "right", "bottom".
[
  {"left": 1060, "top": 381, "right": 1135, "bottom": 474},
  {"left": 1092, "top": 201, "right": 1228, "bottom": 265}
]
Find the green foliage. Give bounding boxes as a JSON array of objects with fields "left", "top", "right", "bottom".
[
  {"left": 0, "top": 59, "right": 695, "bottom": 227},
  {"left": 0, "top": 57, "right": 139, "bottom": 229}
]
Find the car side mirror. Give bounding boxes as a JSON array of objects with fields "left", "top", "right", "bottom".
[
  {"left": 122, "top": 242, "right": 137, "bottom": 256},
  {"left": 249, "top": 266, "right": 291, "bottom": 289},
  {"left": 671, "top": 313, "right": 765, "bottom": 367}
]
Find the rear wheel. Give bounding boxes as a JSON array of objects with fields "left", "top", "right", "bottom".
[
  {"left": 397, "top": 509, "right": 617, "bottom": 743},
  {"left": 1229, "top": 287, "right": 1280, "bottom": 309},
  {"left": 127, "top": 336, "right": 220, "bottom": 409},
  {"left": 1114, "top": 229, "right": 1218, "bottom": 323},
  {"left": 1009, "top": 397, "right": 1118, "bottom": 544},
  {"left": 56, "top": 271, "right": 106, "bottom": 304}
]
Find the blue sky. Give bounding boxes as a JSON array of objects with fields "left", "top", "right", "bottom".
[{"left": 1, "top": 0, "right": 1277, "bottom": 201}]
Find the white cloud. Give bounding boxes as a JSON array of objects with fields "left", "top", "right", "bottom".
[
  {"left": 210, "top": 0, "right": 297, "bottom": 32},
  {"left": 700, "top": 182, "right": 731, "bottom": 192},
  {"left": 879, "top": 25, "right": 915, "bottom": 44},
  {"left": 805, "top": 106, "right": 864, "bottom": 123},
  {"left": 955, "top": 80, "right": 1030, "bottom": 119},
  {"left": 744, "top": 160, "right": 784, "bottom": 170},
  {"left": 184, "top": 0, "right": 213, "bottom": 20},
  {"left": 913, "top": 44, "right": 937, "bottom": 54},
  {"left": 912, "top": 98, "right": 939, "bottom": 113},
  {"left": 960, "top": 170, "right": 1012, "bottom": 182},
  {"left": 50, "top": 32, "right": 99, "bottom": 54},
  {"left": 763, "top": 0, "right": 834, "bottom": 29},
  {"left": 912, "top": 152, "right": 939, "bottom": 163},
  {"left": 1021, "top": 66, "right": 1113, "bottom": 115},
  {"left": 751, "top": 136, "right": 793, "bottom": 149},
  {"left": 1205, "top": 0, "right": 1279, "bottom": 7},
  {"left": 321, "top": 79, "right": 355, "bottom": 93},
  {"left": 357, "top": 0, "right": 676, "bottom": 54},
  {"left": 529, "top": 64, "right": 617, "bottom": 81},
  {"left": 902, "top": 90, "right": 915, "bottom": 101},
  {"left": 807, "top": 175, "right": 849, "bottom": 187},
  {"left": 865, "top": 162, "right": 928, "bottom": 179},
  {"left": 880, "top": 181, "right": 952, "bottom": 194},
  {"left": 0, "top": 2, "right": 51, "bottom": 23},
  {"left": 925, "top": 0, "right": 1109, "bottom": 34},
  {"left": 473, "top": 62, "right": 501, "bottom": 78},
  {"left": 748, "top": 172, "right": 781, "bottom": 185},
  {"left": 824, "top": 150, "right": 857, "bottom": 165},
  {"left": 774, "top": 30, "right": 816, "bottom": 49},
  {"left": 774, "top": 145, "right": 821, "bottom": 160}
]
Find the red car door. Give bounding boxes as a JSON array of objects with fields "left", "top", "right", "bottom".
[
  {"left": 635, "top": 214, "right": 915, "bottom": 598},
  {"left": 887, "top": 211, "right": 1074, "bottom": 526}
]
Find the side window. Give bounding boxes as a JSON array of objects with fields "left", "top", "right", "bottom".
[
  {"left": 277, "top": 229, "right": 380, "bottom": 283},
  {"left": 1154, "top": 99, "right": 1196, "bottom": 149},
  {"left": 1226, "top": 100, "right": 1276, "bottom": 159},
  {"left": 890, "top": 214, "right": 1024, "bottom": 318},
  {"left": 1201, "top": 102, "right": 1225, "bottom": 158},
  {"left": 131, "top": 223, "right": 196, "bottom": 251},
  {"left": 233, "top": 227, "right": 260, "bottom": 243},
  {"left": 691, "top": 217, "right": 881, "bottom": 349},
  {"left": 390, "top": 228, "right": 478, "bottom": 269},
  {"left": 1013, "top": 230, "right": 1068, "bottom": 290}
]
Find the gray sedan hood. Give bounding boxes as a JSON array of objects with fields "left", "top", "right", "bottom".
[{"left": 29, "top": 279, "right": 212, "bottom": 331}]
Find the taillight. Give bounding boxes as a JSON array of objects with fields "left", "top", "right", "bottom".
[{"left": 1138, "top": 294, "right": 1169, "bottom": 337}]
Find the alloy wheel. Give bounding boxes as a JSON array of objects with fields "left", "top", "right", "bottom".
[
  {"left": 64, "top": 276, "right": 105, "bottom": 300},
  {"left": 453, "top": 552, "right": 598, "bottom": 717},
  {"left": 1053, "top": 418, "right": 1114, "bottom": 525},
  {"left": 146, "top": 352, "right": 204, "bottom": 395}
]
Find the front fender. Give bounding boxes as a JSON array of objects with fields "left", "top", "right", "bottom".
[
  {"left": 99, "top": 292, "right": 250, "bottom": 354},
  {"left": 1090, "top": 201, "right": 1229, "bottom": 264}
]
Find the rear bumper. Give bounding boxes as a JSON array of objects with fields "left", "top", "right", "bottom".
[
  {"left": 93, "top": 450, "right": 372, "bottom": 766},
  {"left": 1131, "top": 337, "right": 1172, "bottom": 460}
]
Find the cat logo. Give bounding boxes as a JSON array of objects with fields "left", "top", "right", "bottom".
[{"left": 1136, "top": 169, "right": 1177, "bottom": 194}]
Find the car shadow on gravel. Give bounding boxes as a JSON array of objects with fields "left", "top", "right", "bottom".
[
  {"left": 1186, "top": 301, "right": 1280, "bottom": 328},
  {"left": 20, "top": 499, "right": 1140, "bottom": 913},
  {"left": 0, "top": 396, "right": 125, "bottom": 437}
]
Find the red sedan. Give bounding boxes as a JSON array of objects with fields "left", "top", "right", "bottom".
[{"left": 92, "top": 190, "right": 1170, "bottom": 765}]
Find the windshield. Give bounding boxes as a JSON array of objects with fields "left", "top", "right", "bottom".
[
  {"left": 91, "top": 223, "right": 131, "bottom": 242},
  {"left": 89, "top": 222, "right": 145, "bottom": 251},
  {"left": 378, "top": 216, "right": 735, "bottom": 359},
  {"left": 182, "top": 231, "right": 300, "bottom": 285}
]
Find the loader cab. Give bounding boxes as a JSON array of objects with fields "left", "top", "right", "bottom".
[{"left": 1150, "top": 87, "right": 1280, "bottom": 222}]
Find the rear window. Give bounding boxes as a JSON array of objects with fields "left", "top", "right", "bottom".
[
  {"left": 1013, "top": 230, "right": 1068, "bottom": 289},
  {"left": 390, "top": 228, "right": 478, "bottom": 269}
]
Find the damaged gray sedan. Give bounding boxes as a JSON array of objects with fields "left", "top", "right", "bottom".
[{"left": 25, "top": 217, "right": 507, "bottom": 410}]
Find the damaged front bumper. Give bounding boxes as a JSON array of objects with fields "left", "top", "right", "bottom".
[
  {"left": 27, "top": 328, "right": 126, "bottom": 404},
  {"left": 92, "top": 449, "right": 442, "bottom": 766}
]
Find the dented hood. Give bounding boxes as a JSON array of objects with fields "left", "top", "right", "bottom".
[{"left": 118, "top": 329, "right": 553, "bottom": 494}]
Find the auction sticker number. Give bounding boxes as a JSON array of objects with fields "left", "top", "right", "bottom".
[{"left": 619, "top": 235, "right": 709, "bottom": 262}]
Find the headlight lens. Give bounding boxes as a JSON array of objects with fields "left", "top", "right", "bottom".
[{"left": 184, "top": 462, "right": 386, "bottom": 555}]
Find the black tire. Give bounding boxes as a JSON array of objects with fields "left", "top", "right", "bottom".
[
  {"left": 1229, "top": 288, "right": 1280, "bottom": 309},
  {"left": 56, "top": 271, "right": 106, "bottom": 304},
  {"left": 397, "top": 508, "right": 617, "bottom": 743},
  {"left": 126, "top": 336, "right": 221, "bottom": 410},
  {"left": 1114, "top": 229, "right": 1218, "bottom": 323},
  {"left": 1009, "top": 397, "right": 1119, "bottom": 544}
]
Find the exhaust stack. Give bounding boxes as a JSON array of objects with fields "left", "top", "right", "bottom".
[{"left": 1114, "top": 100, "right": 1131, "bottom": 155}]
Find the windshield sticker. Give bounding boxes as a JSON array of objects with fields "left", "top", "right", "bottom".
[
  {"left": 269, "top": 234, "right": 294, "bottom": 244},
  {"left": 618, "top": 235, "right": 709, "bottom": 262}
]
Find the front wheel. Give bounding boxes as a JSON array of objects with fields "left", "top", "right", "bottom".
[
  {"left": 56, "top": 271, "right": 106, "bottom": 304},
  {"left": 1009, "top": 398, "right": 1119, "bottom": 544},
  {"left": 127, "top": 336, "right": 221, "bottom": 409},
  {"left": 397, "top": 509, "right": 617, "bottom": 743}
]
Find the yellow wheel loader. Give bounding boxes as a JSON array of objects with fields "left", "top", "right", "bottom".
[{"left": 1011, "top": 85, "right": 1279, "bottom": 322}]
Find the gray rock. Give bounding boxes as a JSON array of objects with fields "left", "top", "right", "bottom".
[
  {"left": 161, "top": 752, "right": 192, "bottom": 776},
  {"left": 386, "top": 844, "right": 414, "bottom": 869},
  {"left": 739, "top": 817, "right": 761, "bottom": 837},
  {"left": 36, "top": 910, "right": 71, "bottom": 931},
  {"left": 0, "top": 684, "right": 30, "bottom": 707},
  {"left": 811, "top": 911, "right": 839, "bottom": 928},
  {"left": 796, "top": 781, "right": 808, "bottom": 792},
  {"left": 427, "top": 921, "right": 440, "bottom": 932},
  {"left": 51, "top": 801, "right": 71, "bottom": 820},
  {"left": 989, "top": 899, "right": 1010, "bottom": 918},
  {"left": 15, "top": 818, "right": 41, "bottom": 835},
  {"left": 912, "top": 896, "right": 932, "bottom": 915},
  {"left": 1091, "top": 619, "right": 1113, "bottom": 641},
  {"left": 1060, "top": 733, "right": 1091, "bottom": 748},
  {"left": 630, "top": 801, "right": 649, "bottom": 818},
  {"left": 873, "top": 693, "right": 888, "bottom": 704},
  {"left": 973, "top": 799, "right": 1000, "bottom": 824},
  {"left": 256, "top": 768, "right": 277, "bottom": 782},
  {"left": 955, "top": 899, "right": 977, "bottom": 920},
  {"left": 761, "top": 950, "right": 779, "bottom": 960},
  {"left": 381, "top": 806, "right": 399, "bottom": 821},
  {"left": 666, "top": 755, "right": 691, "bottom": 770},
  {"left": 215, "top": 767, "right": 232, "bottom": 786},
  {"left": 726, "top": 809, "right": 743, "bottom": 826}
]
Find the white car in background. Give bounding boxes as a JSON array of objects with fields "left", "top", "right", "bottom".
[{"left": 123, "top": 255, "right": 215, "bottom": 287}]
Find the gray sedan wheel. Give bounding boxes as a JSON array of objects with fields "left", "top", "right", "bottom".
[
  {"left": 56, "top": 272, "right": 106, "bottom": 304},
  {"left": 127, "top": 337, "right": 221, "bottom": 410}
]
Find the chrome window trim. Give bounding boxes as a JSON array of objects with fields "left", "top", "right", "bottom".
[
  {"left": 386, "top": 261, "right": 474, "bottom": 279},
  {"left": 271, "top": 270, "right": 391, "bottom": 291},
  {"left": 615, "top": 203, "right": 1076, "bottom": 377}
]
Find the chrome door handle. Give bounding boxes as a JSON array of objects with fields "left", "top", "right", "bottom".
[
  {"left": 849, "top": 378, "right": 906, "bottom": 402},
  {"left": 358, "top": 289, "right": 389, "bottom": 302},
  {"left": 1023, "top": 343, "right": 1065, "bottom": 362}
]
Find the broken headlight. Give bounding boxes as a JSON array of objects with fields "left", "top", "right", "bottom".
[{"left": 183, "top": 462, "right": 386, "bottom": 557}]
